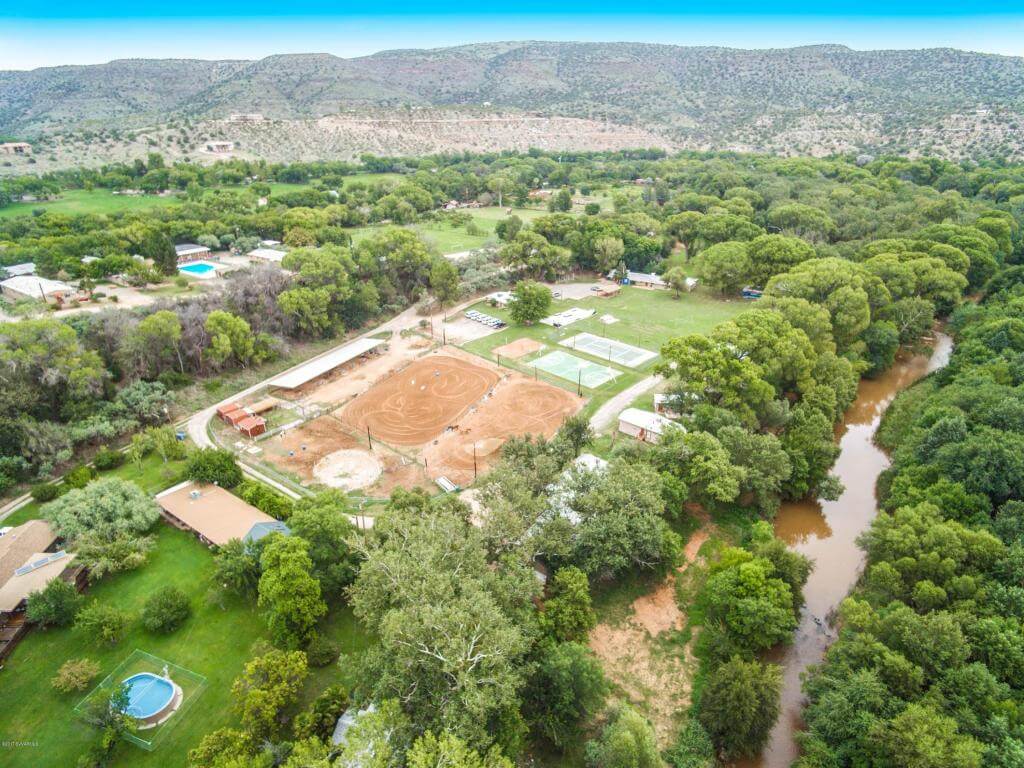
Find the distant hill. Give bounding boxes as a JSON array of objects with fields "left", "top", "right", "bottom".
[{"left": 3, "top": 42, "right": 1024, "bottom": 160}]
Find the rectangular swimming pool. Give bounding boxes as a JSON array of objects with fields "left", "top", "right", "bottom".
[{"left": 178, "top": 261, "right": 218, "bottom": 277}]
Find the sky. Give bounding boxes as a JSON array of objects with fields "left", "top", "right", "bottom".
[{"left": 2, "top": 2, "right": 1024, "bottom": 70}]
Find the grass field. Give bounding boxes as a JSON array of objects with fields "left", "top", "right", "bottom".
[
  {"left": 0, "top": 190, "right": 182, "bottom": 220},
  {"left": 458, "top": 285, "right": 747, "bottom": 419},
  {"left": 348, "top": 205, "right": 553, "bottom": 254},
  {"left": 0, "top": 524, "right": 370, "bottom": 768},
  {"left": 462, "top": 285, "right": 749, "bottom": 369}
]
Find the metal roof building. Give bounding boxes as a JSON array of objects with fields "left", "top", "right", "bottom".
[{"left": 271, "top": 337, "right": 385, "bottom": 390}]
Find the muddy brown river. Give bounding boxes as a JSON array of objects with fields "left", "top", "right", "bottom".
[{"left": 733, "top": 333, "right": 953, "bottom": 768}]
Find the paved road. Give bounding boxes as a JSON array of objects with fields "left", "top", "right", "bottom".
[{"left": 588, "top": 375, "right": 661, "bottom": 432}]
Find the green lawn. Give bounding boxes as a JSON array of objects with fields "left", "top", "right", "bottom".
[
  {"left": 0, "top": 189, "right": 182, "bottom": 219},
  {"left": 459, "top": 285, "right": 748, "bottom": 417},
  {"left": 0, "top": 525, "right": 371, "bottom": 768},
  {"left": 463, "top": 285, "right": 749, "bottom": 367},
  {"left": 3, "top": 455, "right": 188, "bottom": 527},
  {"left": 346, "top": 205, "right": 554, "bottom": 255}
]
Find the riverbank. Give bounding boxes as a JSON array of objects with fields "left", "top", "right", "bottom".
[{"left": 737, "top": 333, "right": 954, "bottom": 768}]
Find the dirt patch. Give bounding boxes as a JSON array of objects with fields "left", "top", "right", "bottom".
[
  {"left": 421, "top": 375, "right": 582, "bottom": 484},
  {"left": 368, "top": 452, "right": 434, "bottom": 498},
  {"left": 261, "top": 416, "right": 361, "bottom": 482},
  {"left": 313, "top": 449, "right": 383, "bottom": 490},
  {"left": 339, "top": 352, "right": 500, "bottom": 446},
  {"left": 493, "top": 337, "right": 545, "bottom": 359},
  {"left": 588, "top": 524, "right": 712, "bottom": 744},
  {"left": 589, "top": 621, "right": 695, "bottom": 745}
]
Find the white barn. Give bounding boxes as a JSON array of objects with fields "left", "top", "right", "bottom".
[{"left": 618, "top": 408, "right": 680, "bottom": 443}]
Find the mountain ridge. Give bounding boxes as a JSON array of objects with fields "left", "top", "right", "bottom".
[{"left": 3, "top": 41, "right": 1024, "bottom": 159}]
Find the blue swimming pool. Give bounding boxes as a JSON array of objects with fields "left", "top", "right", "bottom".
[
  {"left": 178, "top": 261, "right": 217, "bottom": 276},
  {"left": 122, "top": 673, "right": 175, "bottom": 719}
]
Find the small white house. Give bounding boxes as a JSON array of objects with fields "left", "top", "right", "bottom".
[
  {"left": 618, "top": 408, "right": 680, "bottom": 444},
  {"left": 259, "top": 239, "right": 281, "bottom": 247},
  {"left": 607, "top": 270, "right": 668, "bottom": 289}
]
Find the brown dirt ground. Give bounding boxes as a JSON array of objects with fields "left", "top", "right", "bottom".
[
  {"left": 492, "top": 337, "right": 545, "bottom": 359},
  {"left": 260, "top": 415, "right": 360, "bottom": 481},
  {"left": 339, "top": 351, "right": 500, "bottom": 446},
  {"left": 421, "top": 375, "right": 582, "bottom": 484},
  {"left": 285, "top": 334, "right": 435, "bottom": 408},
  {"left": 589, "top": 524, "right": 712, "bottom": 745}
]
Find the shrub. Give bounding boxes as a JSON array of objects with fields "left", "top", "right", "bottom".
[
  {"left": 157, "top": 370, "right": 193, "bottom": 390},
  {"left": 75, "top": 602, "right": 130, "bottom": 645},
  {"left": 293, "top": 684, "right": 349, "bottom": 741},
  {"left": 305, "top": 634, "right": 340, "bottom": 668},
  {"left": 26, "top": 579, "right": 82, "bottom": 627},
  {"left": 92, "top": 447, "right": 125, "bottom": 471},
  {"left": 142, "top": 586, "right": 191, "bottom": 633},
  {"left": 174, "top": 275, "right": 189, "bottom": 288},
  {"left": 666, "top": 721, "right": 715, "bottom": 768},
  {"left": 64, "top": 464, "right": 96, "bottom": 490},
  {"left": 30, "top": 482, "right": 59, "bottom": 503},
  {"left": 585, "top": 202, "right": 601, "bottom": 215},
  {"left": 45, "top": 477, "right": 161, "bottom": 542},
  {"left": 51, "top": 658, "right": 100, "bottom": 693},
  {"left": 186, "top": 448, "right": 243, "bottom": 488},
  {"left": 76, "top": 532, "right": 154, "bottom": 582},
  {"left": 237, "top": 480, "right": 293, "bottom": 520}
]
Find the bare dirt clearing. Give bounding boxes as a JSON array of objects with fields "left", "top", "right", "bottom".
[
  {"left": 589, "top": 524, "right": 712, "bottom": 744},
  {"left": 492, "top": 337, "right": 545, "bottom": 359},
  {"left": 340, "top": 351, "right": 500, "bottom": 446},
  {"left": 422, "top": 376, "right": 581, "bottom": 484}
]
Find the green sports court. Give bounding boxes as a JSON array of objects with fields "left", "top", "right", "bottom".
[{"left": 530, "top": 350, "right": 621, "bottom": 388}]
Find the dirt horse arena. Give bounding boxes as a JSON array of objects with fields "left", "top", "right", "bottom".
[
  {"left": 339, "top": 353, "right": 500, "bottom": 446},
  {"left": 259, "top": 346, "right": 580, "bottom": 493},
  {"left": 260, "top": 414, "right": 431, "bottom": 496},
  {"left": 422, "top": 377, "right": 582, "bottom": 484}
]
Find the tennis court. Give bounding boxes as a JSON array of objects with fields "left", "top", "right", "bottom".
[
  {"left": 531, "top": 350, "right": 621, "bottom": 388},
  {"left": 561, "top": 332, "right": 658, "bottom": 368}
]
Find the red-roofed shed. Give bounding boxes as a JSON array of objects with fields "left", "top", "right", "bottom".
[{"left": 237, "top": 416, "right": 266, "bottom": 438}]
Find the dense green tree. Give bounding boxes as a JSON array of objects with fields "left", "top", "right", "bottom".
[
  {"left": 525, "top": 641, "right": 608, "bottom": 748},
  {"left": 45, "top": 477, "right": 160, "bottom": 542},
  {"left": 231, "top": 649, "right": 309, "bottom": 740},
  {"left": 258, "top": 535, "right": 326, "bottom": 649},
  {"left": 509, "top": 280, "right": 552, "bottom": 325},
  {"left": 542, "top": 566, "right": 596, "bottom": 642},
  {"left": 26, "top": 578, "right": 82, "bottom": 627},
  {"left": 693, "top": 241, "right": 751, "bottom": 294},
  {"left": 699, "top": 657, "right": 781, "bottom": 759},
  {"left": 287, "top": 491, "right": 361, "bottom": 598},
  {"left": 585, "top": 706, "right": 661, "bottom": 768}
]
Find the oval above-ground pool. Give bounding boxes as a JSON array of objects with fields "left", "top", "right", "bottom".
[{"left": 121, "top": 672, "right": 176, "bottom": 722}]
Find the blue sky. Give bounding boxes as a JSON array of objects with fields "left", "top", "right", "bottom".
[{"left": 2, "top": 2, "right": 1023, "bottom": 70}]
